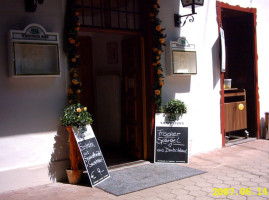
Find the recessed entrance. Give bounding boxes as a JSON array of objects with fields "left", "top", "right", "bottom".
[
  {"left": 217, "top": 2, "right": 260, "bottom": 146},
  {"left": 77, "top": 32, "right": 145, "bottom": 166}
]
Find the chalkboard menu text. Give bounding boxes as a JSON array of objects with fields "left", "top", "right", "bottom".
[
  {"left": 154, "top": 113, "right": 188, "bottom": 163},
  {"left": 73, "top": 125, "right": 110, "bottom": 187}
]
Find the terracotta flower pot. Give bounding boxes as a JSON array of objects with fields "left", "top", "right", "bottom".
[{"left": 66, "top": 169, "right": 83, "bottom": 184}]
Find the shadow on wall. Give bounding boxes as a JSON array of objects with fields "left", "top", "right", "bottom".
[
  {"left": 212, "top": 38, "right": 220, "bottom": 89},
  {"left": 48, "top": 125, "right": 69, "bottom": 182},
  {"left": 162, "top": 76, "right": 191, "bottom": 104}
]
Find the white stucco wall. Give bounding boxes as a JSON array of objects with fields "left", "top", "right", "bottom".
[
  {"left": 0, "top": 0, "right": 69, "bottom": 191},
  {"left": 159, "top": 0, "right": 269, "bottom": 154},
  {"left": 159, "top": 0, "right": 222, "bottom": 155}
]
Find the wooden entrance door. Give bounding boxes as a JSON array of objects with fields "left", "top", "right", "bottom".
[{"left": 122, "top": 36, "right": 143, "bottom": 159}]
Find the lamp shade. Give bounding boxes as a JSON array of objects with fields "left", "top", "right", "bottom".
[{"left": 181, "top": 0, "right": 204, "bottom": 7}]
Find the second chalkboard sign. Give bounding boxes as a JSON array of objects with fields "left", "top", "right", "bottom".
[
  {"left": 155, "top": 126, "right": 188, "bottom": 163},
  {"left": 72, "top": 125, "right": 110, "bottom": 187},
  {"left": 154, "top": 113, "right": 188, "bottom": 163}
]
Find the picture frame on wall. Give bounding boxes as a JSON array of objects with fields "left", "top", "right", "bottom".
[{"left": 107, "top": 42, "right": 118, "bottom": 64}]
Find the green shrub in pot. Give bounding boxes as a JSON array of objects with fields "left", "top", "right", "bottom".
[{"left": 163, "top": 99, "right": 187, "bottom": 121}]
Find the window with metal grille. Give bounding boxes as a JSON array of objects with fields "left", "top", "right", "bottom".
[{"left": 76, "top": 0, "right": 141, "bottom": 31}]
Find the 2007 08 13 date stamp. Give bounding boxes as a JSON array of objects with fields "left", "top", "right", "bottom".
[{"left": 212, "top": 188, "right": 268, "bottom": 196}]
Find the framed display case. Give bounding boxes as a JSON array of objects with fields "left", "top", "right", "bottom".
[
  {"left": 166, "top": 37, "right": 197, "bottom": 75},
  {"left": 8, "top": 24, "right": 60, "bottom": 77}
]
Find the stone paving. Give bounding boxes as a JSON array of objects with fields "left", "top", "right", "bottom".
[{"left": 0, "top": 140, "right": 269, "bottom": 200}]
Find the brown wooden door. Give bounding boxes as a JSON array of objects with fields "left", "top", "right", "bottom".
[
  {"left": 77, "top": 36, "right": 95, "bottom": 120},
  {"left": 122, "top": 36, "right": 143, "bottom": 159}
]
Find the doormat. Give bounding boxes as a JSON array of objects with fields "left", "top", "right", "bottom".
[{"left": 96, "top": 163, "right": 206, "bottom": 196}]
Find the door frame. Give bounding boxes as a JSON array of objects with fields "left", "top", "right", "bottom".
[{"left": 216, "top": 2, "right": 260, "bottom": 147}]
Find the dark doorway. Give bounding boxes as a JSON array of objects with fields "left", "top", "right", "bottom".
[
  {"left": 78, "top": 33, "right": 144, "bottom": 167},
  {"left": 221, "top": 7, "right": 258, "bottom": 143}
]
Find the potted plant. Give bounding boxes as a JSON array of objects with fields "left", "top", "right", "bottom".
[
  {"left": 163, "top": 99, "right": 187, "bottom": 121},
  {"left": 60, "top": 103, "right": 93, "bottom": 184}
]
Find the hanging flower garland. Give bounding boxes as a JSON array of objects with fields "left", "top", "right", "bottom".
[
  {"left": 150, "top": 0, "right": 166, "bottom": 112},
  {"left": 64, "top": 0, "right": 82, "bottom": 105}
]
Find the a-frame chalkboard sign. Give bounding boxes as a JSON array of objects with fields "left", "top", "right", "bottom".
[
  {"left": 154, "top": 113, "right": 188, "bottom": 163},
  {"left": 72, "top": 125, "right": 110, "bottom": 187}
]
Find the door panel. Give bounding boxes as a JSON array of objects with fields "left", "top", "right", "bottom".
[{"left": 122, "top": 36, "right": 143, "bottom": 159}]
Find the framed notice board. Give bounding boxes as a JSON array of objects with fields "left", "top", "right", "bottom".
[
  {"left": 8, "top": 23, "right": 60, "bottom": 77},
  {"left": 154, "top": 113, "right": 188, "bottom": 163}
]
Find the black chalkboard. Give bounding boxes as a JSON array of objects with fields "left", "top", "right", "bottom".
[
  {"left": 73, "top": 126, "right": 109, "bottom": 187},
  {"left": 154, "top": 126, "right": 188, "bottom": 163}
]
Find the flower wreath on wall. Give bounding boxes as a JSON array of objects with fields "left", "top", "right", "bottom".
[
  {"left": 150, "top": 0, "right": 166, "bottom": 112},
  {"left": 64, "top": 0, "right": 166, "bottom": 111},
  {"left": 63, "top": 0, "right": 83, "bottom": 175},
  {"left": 64, "top": 0, "right": 81, "bottom": 105}
]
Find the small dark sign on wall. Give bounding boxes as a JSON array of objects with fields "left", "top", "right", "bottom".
[
  {"left": 73, "top": 125, "right": 109, "bottom": 187},
  {"left": 154, "top": 113, "right": 188, "bottom": 163}
]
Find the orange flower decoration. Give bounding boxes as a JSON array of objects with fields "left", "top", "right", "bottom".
[
  {"left": 156, "top": 56, "right": 160, "bottom": 60},
  {"left": 68, "top": 88, "right": 73, "bottom": 94},
  {"left": 69, "top": 39, "right": 75, "bottom": 44},
  {"left": 154, "top": 4, "right": 157, "bottom": 8},
  {"left": 75, "top": 27, "right": 80, "bottom": 32},
  {"left": 159, "top": 38, "right": 165, "bottom": 44},
  {"left": 76, "top": 108, "right": 82, "bottom": 112},
  {"left": 71, "top": 58, "right": 76, "bottom": 63},
  {"left": 77, "top": 89, "right": 81, "bottom": 94},
  {"left": 155, "top": 90, "right": 161, "bottom": 96},
  {"left": 75, "top": 12, "right": 79, "bottom": 16},
  {"left": 157, "top": 60, "right": 160, "bottom": 64},
  {"left": 156, "top": 25, "right": 162, "bottom": 31},
  {"left": 72, "top": 79, "right": 79, "bottom": 85},
  {"left": 152, "top": 63, "right": 157, "bottom": 67},
  {"left": 158, "top": 50, "right": 162, "bottom": 55},
  {"left": 160, "top": 81, "right": 164, "bottom": 86},
  {"left": 153, "top": 48, "right": 158, "bottom": 52},
  {"left": 157, "top": 69, "right": 162, "bottom": 74}
]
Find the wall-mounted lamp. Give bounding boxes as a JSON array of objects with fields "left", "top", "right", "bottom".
[
  {"left": 174, "top": 0, "right": 204, "bottom": 27},
  {"left": 25, "top": 0, "right": 44, "bottom": 12}
]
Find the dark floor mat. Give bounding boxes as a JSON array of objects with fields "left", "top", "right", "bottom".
[{"left": 96, "top": 163, "right": 206, "bottom": 196}]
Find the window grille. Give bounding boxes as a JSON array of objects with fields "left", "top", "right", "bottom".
[{"left": 76, "top": 0, "right": 141, "bottom": 31}]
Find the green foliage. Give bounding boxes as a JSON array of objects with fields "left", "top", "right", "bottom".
[
  {"left": 64, "top": 0, "right": 82, "bottom": 105},
  {"left": 61, "top": 103, "right": 93, "bottom": 127},
  {"left": 163, "top": 99, "right": 187, "bottom": 121},
  {"left": 150, "top": 0, "right": 166, "bottom": 112}
]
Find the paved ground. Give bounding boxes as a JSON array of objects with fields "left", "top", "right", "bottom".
[{"left": 0, "top": 140, "right": 269, "bottom": 200}]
